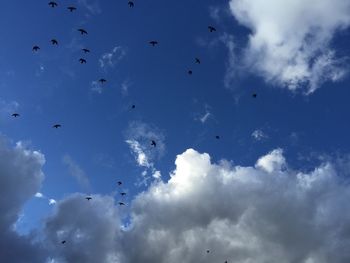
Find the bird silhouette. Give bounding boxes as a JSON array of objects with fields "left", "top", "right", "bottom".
[
  {"left": 128, "top": 1, "right": 134, "bottom": 7},
  {"left": 32, "top": 46, "right": 40, "bottom": 52},
  {"left": 79, "top": 58, "right": 87, "bottom": 64},
  {"left": 52, "top": 124, "right": 61, "bottom": 129},
  {"left": 119, "top": 202, "right": 126, "bottom": 206},
  {"left": 86, "top": 197, "right": 92, "bottom": 201},
  {"left": 188, "top": 70, "right": 193, "bottom": 75},
  {"left": 208, "top": 26, "right": 216, "bottom": 32},
  {"left": 149, "top": 41, "right": 158, "bottom": 47},
  {"left": 61, "top": 240, "right": 66, "bottom": 244},
  {"left": 82, "top": 48, "right": 90, "bottom": 53},
  {"left": 117, "top": 181, "right": 122, "bottom": 186},
  {"left": 120, "top": 192, "right": 127, "bottom": 196},
  {"left": 195, "top": 58, "right": 201, "bottom": 64},
  {"left": 99, "top": 78, "right": 107, "bottom": 84},
  {"left": 48, "top": 1, "right": 58, "bottom": 8},
  {"left": 151, "top": 140, "right": 157, "bottom": 147},
  {"left": 215, "top": 135, "right": 220, "bottom": 139},
  {"left": 78, "top": 29, "right": 88, "bottom": 35},
  {"left": 51, "top": 39, "right": 58, "bottom": 45},
  {"left": 131, "top": 105, "right": 136, "bottom": 109},
  {"left": 12, "top": 113, "right": 20, "bottom": 118},
  {"left": 67, "top": 6, "right": 77, "bottom": 12},
  {"left": 252, "top": 93, "right": 257, "bottom": 98},
  {"left": 206, "top": 250, "right": 210, "bottom": 253}
]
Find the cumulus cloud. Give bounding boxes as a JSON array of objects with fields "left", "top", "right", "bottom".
[
  {"left": 99, "top": 46, "right": 127, "bottom": 70},
  {"left": 229, "top": 0, "right": 350, "bottom": 93},
  {"left": 63, "top": 155, "right": 91, "bottom": 192},
  {"left": 0, "top": 136, "right": 46, "bottom": 262}
]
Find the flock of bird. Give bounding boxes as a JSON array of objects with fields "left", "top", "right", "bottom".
[{"left": 10, "top": 2, "right": 256, "bottom": 260}]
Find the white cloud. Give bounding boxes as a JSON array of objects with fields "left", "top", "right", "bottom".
[
  {"left": 90, "top": 80, "right": 103, "bottom": 94},
  {"left": 251, "top": 129, "right": 268, "bottom": 141},
  {"left": 78, "top": 0, "right": 101, "bottom": 15},
  {"left": 35, "top": 192, "right": 44, "bottom": 198},
  {"left": 0, "top": 98, "right": 19, "bottom": 117},
  {"left": 63, "top": 155, "right": 91, "bottom": 192},
  {"left": 99, "top": 46, "right": 127, "bottom": 69},
  {"left": 49, "top": 199, "right": 57, "bottom": 205},
  {"left": 229, "top": 0, "right": 350, "bottom": 93}
]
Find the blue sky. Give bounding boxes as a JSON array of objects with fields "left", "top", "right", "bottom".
[{"left": 1, "top": 0, "right": 350, "bottom": 262}]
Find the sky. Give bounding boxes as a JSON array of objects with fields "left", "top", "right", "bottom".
[{"left": 1, "top": 0, "right": 350, "bottom": 262}]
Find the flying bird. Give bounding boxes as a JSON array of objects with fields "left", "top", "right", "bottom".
[
  {"left": 131, "top": 104, "right": 136, "bottom": 109},
  {"left": 208, "top": 26, "right": 216, "bottom": 32},
  {"left": 48, "top": 1, "right": 58, "bottom": 8},
  {"left": 188, "top": 70, "right": 193, "bottom": 75},
  {"left": 151, "top": 140, "right": 156, "bottom": 147},
  {"left": 78, "top": 29, "right": 88, "bottom": 35},
  {"left": 32, "top": 45, "right": 40, "bottom": 52},
  {"left": 99, "top": 78, "right": 107, "bottom": 84},
  {"left": 119, "top": 202, "right": 126, "bottom": 206},
  {"left": 128, "top": 1, "right": 134, "bottom": 7},
  {"left": 117, "top": 181, "right": 122, "bottom": 186},
  {"left": 252, "top": 93, "right": 257, "bottom": 98},
  {"left": 67, "top": 6, "right": 77, "bottom": 12},
  {"left": 52, "top": 124, "right": 61, "bottom": 129},
  {"left": 195, "top": 58, "right": 201, "bottom": 64},
  {"left": 215, "top": 135, "right": 220, "bottom": 139},
  {"left": 86, "top": 197, "right": 92, "bottom": 201},
  {"left": 149, "top": 41, "right": 158, "bottom": 47},
  {"left": 12, "top": 113, "right": 20, "bottom": 118},
  {"left": 51, "top": 39, "right": 58, "bottom": 45},
  {"left": 82, "top": 48, "right": 90, "bottom": 53},
  {"left": 206, "top": 250, "right": 210, "bottom": 253},
  {"left": 61, "top": 240, "right": 66, "bottom": 244},
  {"left": 79, "top": 58, "right": 87, "bottom": 64},
  {"left": 120, "top": 192, "right": 127, "bottom": 196}
]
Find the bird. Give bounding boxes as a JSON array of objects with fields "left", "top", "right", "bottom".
[
  {"left": 86, "top": 197, "right": 92, "bottom": 201},
  {"left": 99, "top": 78, "right": 107, "bottom": 84},
  {"left": 252, "top": 93, "right": 257, "bottom": 98},
  {"left": 52, "top": 124, "right": 61, "bottom": 129},
  {"left": 117, "top": 181, "right": 122, "bottom": 186},
  {"left": 79, "top": 58, "right": 87, "bottom": 64},
  {"left": 12, "top": 113, "right": 20, "bottom": 118},
  {"left": 215, "top": 135, "right": 220, "bottom": 139},
  {"left": 48, "top": 2, "right": 58, "bottom": 8},
  {"left": 78, "top": 29, "right": 88, "bottom": 35},
  {"left": 206, "top": 250, "right": 210, "bottom": 253},
  {"left": 67, "top": 6, "right": 77, "bottom": 12},
  {"left": 82, "top": 48, "right": 90, "bottom": 53},
  {"left": 32, "top": 45, "right": 40, "bottom": 52},
  {"left": 195, "top": 58, "right": 201, "bottom": 64},
  {"left": 131, "top": 104, "right": 136, "bottom": 109},
  {"left": 120, "top": 192, "right": 127, "bottom": 196},
  {"left": 188, "top": 70, "right": 193, "bottom": 75},
  {"left": 151, "top": 140, "right": 157, "bottom": 147},
  {"left": 61, "top": 240, "right": 66, "bottom": 244},
  {"left": 119, "top": 202, "right": 126, "bottom": 206},
  {"left": 208, "top": 26, "right": 216, "bottom": 32},
  {"left": 128, "top": 1, "right": 134, "bottom": 7},
  {"left": 149, "top": 41, "right": 158, "bottom": 47},
  {"left": 51, "top": 39, "right": 58, "bottom": 45}
]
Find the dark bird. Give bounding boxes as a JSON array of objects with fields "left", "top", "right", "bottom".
[
  {"left": 208, "top": 26, "right": 216, "bottom": 32},
  {"left": 149, "top": 41, "right": 158, "bottom": 47},
  {"left": 61, "top": 240, "right": 66, "bottom": 244},
  {"left": 119, "top": 202, "right": 126, "bottom": 206},
  {"left": 79, "top": 58, "right": 87, "bottom": 64},
  {"left": 78, "top": 29, "right": 88, "bottom": 35},
  {"left": 195, "top": 58, "right": 201, "bottom": 64},
  {"left": 67, "top": 6, "right": 77, "bottom": 12},
  {"left": 82, "top": 48, "right": 90, "bottom": 53},
  {"left": 51, "top": 39, "right": 58, "bottom": 45},
  {"left": 215, "top": 135, "right": 220, "bottom": 140},
  {"left": 86, "top": 197, "right": 92, "bottom": 201},
  {"left": 128, "top": 1, "right": 134, "bottom": 7},
  {"left": 52, "top": 124, "right": 61, "bottom": 129},
  {"left": 117, "top": 181, "right": 122, "bottom": 186},
  {"left": 48, "top": 1, "right": 58, "bottom": 8},
  {"left": 151, "top": 140, "right": 157, "bottom": 147},
  {"left": 206, "top": 250, "right": 210, "bottom": 253},
  {"left": 131, "top": 104, "right": 136, "bottom": 109},
  {"left": 188, "top": 70, "right": 193, "bottom": 75},
  {"left": 32, "top": 45, "right": 40, "bottom": 52},
  {"left": 252, "top": 93, "right": 257, "bottom": 98},
  {"left": 99, "top": 78, "right": 107, "bottom": 84},
  {"left": 120, "top": 192, "right": 127, "bottom": 196},
  {"left": 12, "top": 113, "right": 20, "bottom": 118}
]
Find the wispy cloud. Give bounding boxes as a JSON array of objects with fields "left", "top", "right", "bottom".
[
  {"left": 63, "top": 155, "right": 91, "bottom": 192},
  {"left": 99, "top": 46, "right": 127, "bottom": 70},
  {"left": 251, "top": 129, "right": 268, "bottom": 141},
  {"left": 78, "top": 0, "right": 102, "bottom": 16}
]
